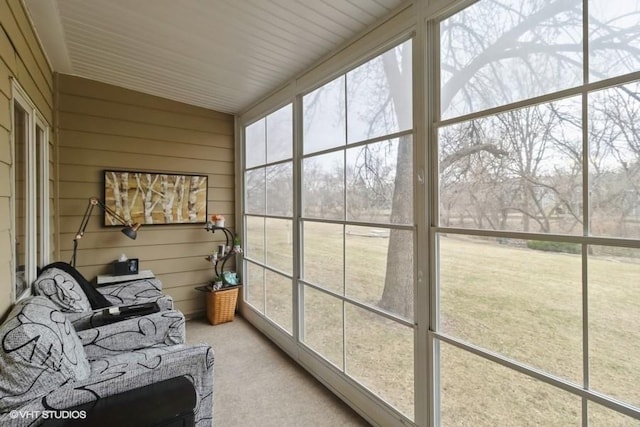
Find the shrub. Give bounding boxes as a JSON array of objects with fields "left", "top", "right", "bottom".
[{"left": 526, "top": 240, "right": 580, "bottom": 254}]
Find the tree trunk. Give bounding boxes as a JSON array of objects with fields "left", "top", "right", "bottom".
[
  {"left": 188, "top": 176, "right": 203, "bottom": 222},
  {"left": 379, "top": 137, "right": 414, "bottom": 318},
  {"left": 376, "top": 44, "right": 414, "bottom": 318},
  {"left": 120, "top": 172, "right": 131, "bottom": 223},
  {"left": 162, "top": 175, "right": 175, "bottom": 223},
  {"left": 109, "top": 172, "right": 122, "bottom": 222},
  {"left": 177, "top": 176, "right": 185, "bottom": 223}
]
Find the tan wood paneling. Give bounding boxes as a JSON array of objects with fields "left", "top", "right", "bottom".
[
  {"left": 58, "top": 94, "right": 232, "bottom": 134},
  {"left": 205, "top": 201, "right": 235, "bottom": 216},
  {"left": 0, "top": 128, "right": 10, "bottom": 163},
  {"left": 208, "top": 187, "right": 235, "bottom": 202},
  {"left": 59, "top": 241, "right": 215, "bottom": 265},
  {"left": 0, "top": 13, "right": 17, "bottom": 76},
  {"left": 59, "top": 130, "right": 234, "bottom": 162},
  {"left": 58, "top": 75, "right": 236, "bottom": 311},
  {"left": 174, "top": 298, "right": 205, "bottom": 318},
  {"left": 0, "top": 228, "right": 9, "bottom": 259},
  {"left": 165, "top": 287, "right": 202, "bottom": 304},
  {"left": 57, "top": 74, "right": 231, "bottom": 121},
  {"left": 140, "top": 256, "right": 217, "bottom": 276},
  {"left": 58, "top": 146, "right": 233, "bottom": 175},
  {"left": 0, "top": 197, "right": 8, "bottom": 231},
  {"left": 1, "top": 1, "right": 53, "bottom": 121},
  {"left": 0, "top": 0, "right": 54, "bottom": 320},
  {"left": 16, "top": 58, "right": 52, "bottom": 123},
  {"left": 0, "top": 162, "right": 9, "bottom": 196},
  {"left": 0, "top": 92, "right": 9, "bottom": 130},
  {"left": 5, "top": 0, "right": 52, "bottom": 90},
  {"left": 58, "top": 112, "right": 231, "bottom": 145},
  {"left": 0, "top": 59, "right": 11, "bottom": 99},
  {"left": 152, "top": 269, "right": 210, "bottom": 288}
]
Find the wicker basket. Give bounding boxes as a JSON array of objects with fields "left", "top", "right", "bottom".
[{"left": 205, "top": 286, "right": 239, "bottom": 325}]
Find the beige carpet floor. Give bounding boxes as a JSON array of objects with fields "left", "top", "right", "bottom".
[{"left": 186, "top": 315, "right": 371, "bottom": 427}]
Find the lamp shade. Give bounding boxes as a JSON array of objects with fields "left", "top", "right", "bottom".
[{"left": 121, "top": 223, "right": 141, "bottom": 240}]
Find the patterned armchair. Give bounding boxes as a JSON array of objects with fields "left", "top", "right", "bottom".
[
  {"left": 0, "top": 296, "right": 214, "bottom": 426},
  {"left": 33, "top": 262, "right": 174, "bottom": 330}
]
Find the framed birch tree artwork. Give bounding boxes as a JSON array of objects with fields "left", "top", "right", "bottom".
[{"left": 103, "top": 170, "right": 208, "bottom": 225}]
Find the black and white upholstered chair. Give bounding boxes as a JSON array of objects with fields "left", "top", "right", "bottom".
[
  {"left": 0, "top": 296, "right": 214, "bottom": 426},
  {"left": 33, "top": 262, "right": 174, "bottom": 330}
]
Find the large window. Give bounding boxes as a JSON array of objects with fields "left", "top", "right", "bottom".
[
  {"left": 241, "top": 0, "right": 640, "bottom": 425},
  {"left": 243, "top": 39, "right": 416, "bottom": 420},
  {"left": 301, "top": 39, "right": 414, "bottom": 419},
  {"left": 435, "top": 0, "right": 640, "bottom": 425},
  {"left": 244, "top": 104, "right": 294, "bottom": 334},
  {"left": 12, "top": 82, "right": 50, "bottom": 301}
]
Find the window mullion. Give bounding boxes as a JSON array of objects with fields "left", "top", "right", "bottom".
[{"left": 581, "top": 1, "right": 590, "bottom": 424}]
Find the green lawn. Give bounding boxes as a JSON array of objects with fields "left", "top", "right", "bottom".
[{"left": 245, "top": 222, "right": 640, "bottom": 425}]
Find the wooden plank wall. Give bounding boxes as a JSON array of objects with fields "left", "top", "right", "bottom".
[
  {"left": 56, "top": 74, "right": 235, "bottom": 317},
  {"left": 0, "top": 0, "right": 54, "bottom": 320}
]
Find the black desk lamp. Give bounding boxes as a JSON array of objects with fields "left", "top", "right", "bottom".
[{"left": 71, "top": 197, "right": 141, "bottom": 267}]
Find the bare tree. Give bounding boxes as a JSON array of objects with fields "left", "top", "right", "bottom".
[
  {"left": 188, "top": 176, "right": 207, "bottom": 222},
  {"left": 177, "top": 176, "right": 186, "bottom": 223},
  {"left": 297, "top": 0, "right": 639, "bottom": 318},
  {"left": 378, "top": 0, "right": 640, "bottom": 317},
  {"left": 135, "top": 173, "right": 162, "bottom": 224}
]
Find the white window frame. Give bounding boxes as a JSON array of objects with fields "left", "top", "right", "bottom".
[
  {"left": 429, "top": 1, "right": 640, "bottom": 425},
  {"left": 11, "top": 80, "right": 50, "bottom": 302}
]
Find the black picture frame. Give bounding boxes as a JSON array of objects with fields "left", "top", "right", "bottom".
[{"left": 103, "top": 170, "right": 208, "bottom": 226}]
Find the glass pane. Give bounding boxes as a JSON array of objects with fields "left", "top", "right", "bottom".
[
  {"left": 347, "top": 40, "right": 412, "bottom": 143},
  {"left": 14, "top": 104, "right": 27, "bottom": 297},
  {"left": 266, "top": 218, "right": 292, "bottom": 275},
  {"left": 345, "top": 303, "right": 414, "bottom": 419},
  {"left": 345, "top": 226, "right": 413, "bottom": 319},
  {"left": 302, "top": 285, "right": 343, "bottom": 369},
  {"left": 588, "top": 400, "right": 640, "bottom": 426},
  {"left": 346, "top": 137, "right": 412, "bottom": 224},
  {"left": 265, "top": 270, "right": 292, "bottom": 334},
  {"left": 440, "top": 0, "right": 582, "bottom": 119},
  {"left": 589, "top": 0, "right": 640, "bottom": 82},
  {"left": 589, "top": 245, "right": 640, "bottom": 407},
  {"left": 266, "top": 104, "right": 292, "bottom": 163},
  {"left": 245, "top": 215, "right": 265, "bottom": 263},
  {"left": 245, "top": 261, "right": 265, "bottom": 313},
  {"left": 589, "top": 82, "right": 640, "bottom": 239},
  {"left": 266, "top": 162, "right": 292, "bottom": 217},
  {"left": 303, "top": 76, "right": 346, "bottom": 154},
  {"left": 302, "top": 151, "right": 344, "bottom": 220},
  {"left": 245, "top": 168, "right": 265, "bottom": 214},
  {"left": 438, "top": 234, "right": 582, "bottom": 383},
  {"left": 439, "top": 341, "right": 581, "bottom": 426},
  {"left": 245, "top": 119, "right": 266, "bottom": 168},
  {"left": 302, "top": 221, "right": 343, "bottom": 294},
  {"left": 439, "top": 97, "right": 583, "bottom": 235}
]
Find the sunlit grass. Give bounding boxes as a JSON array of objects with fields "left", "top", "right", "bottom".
[{"left": 246, "top": 223, "right": 640, "bottom": 424}]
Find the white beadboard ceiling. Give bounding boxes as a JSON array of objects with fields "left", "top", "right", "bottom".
[{"left": 24, "top": 0, "right": 406, "bottom": 114}]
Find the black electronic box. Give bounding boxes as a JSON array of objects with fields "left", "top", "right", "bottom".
[{"left": 113, "top": 258, "right": 139, "bottom": 276}]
